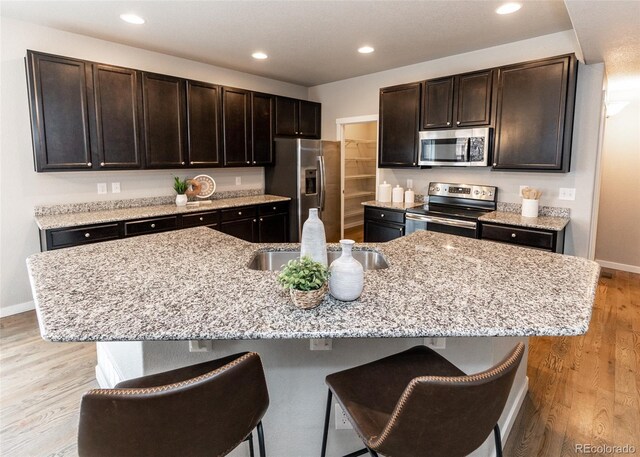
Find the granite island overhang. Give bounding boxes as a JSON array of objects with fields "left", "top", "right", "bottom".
[
  {"left": 25, "top": 227, "right": 600, "bottom": 457},
  {"left": 26, "top": 227, "right": 599, "bottom": 342}
]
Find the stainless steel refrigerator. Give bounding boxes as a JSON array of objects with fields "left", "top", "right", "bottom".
[{"left": 265, "top": 139, "right": 341, "bottom": 242}]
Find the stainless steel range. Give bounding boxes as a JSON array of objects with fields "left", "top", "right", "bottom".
[{"left": 406, "top": 182, "right": 498, "bottom": 238}]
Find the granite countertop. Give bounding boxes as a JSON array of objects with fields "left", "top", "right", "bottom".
[
  {"left": 27, "top": 228, "right": 599, "bottom": 342},
  {"left": 35, "top": 195, "right": 290, "bottom": 230},
  {"left": 479, "top": 211, "right": 570, "bottom": 231},
  {"left": 362, "top": 200, "right": 423, "bottom": 210}
]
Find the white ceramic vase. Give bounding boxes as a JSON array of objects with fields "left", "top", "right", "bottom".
[
  {"left": 300, "top": 208, "right": 327, "bottom": 266},
  {"left": 175, "top": 194, "right": 188, "bottom": 207},
  {"left": 329, "top": 239, "right": 364, "bottom": 301}
]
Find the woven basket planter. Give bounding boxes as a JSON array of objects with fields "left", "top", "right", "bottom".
[{"left": 290, "top": 283, "right": 328, "bottom": 310}]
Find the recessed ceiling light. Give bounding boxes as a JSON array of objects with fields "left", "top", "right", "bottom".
[
  {"left": 358, "top": 46, "right": 375, "bottom": 54},
  {"left": 496, "top": 3, "right": 522, "bottom": 14},
  {"left": 120, "top": 13, "right": 145, "bottom": 25},
  {"left": 252, "top": 52, "right": 268, "bottom": 60}
]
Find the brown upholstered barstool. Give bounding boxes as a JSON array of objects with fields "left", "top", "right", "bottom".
[
  {"left": 78, "top": 351, "right": 269, "bottom": 457},
  {"left": 320, "top": 343, "right": 525, "bottom": 457}
]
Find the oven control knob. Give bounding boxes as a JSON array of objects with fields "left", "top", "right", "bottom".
[
  {"left": 474, "top": 190, "right": 480, "bottom": 195},
  {"left": 435, "top": 187, "right": 440, "bottom": 191},
  {"left": 482, "top": 191, "right": 486, "bottom": 196}
]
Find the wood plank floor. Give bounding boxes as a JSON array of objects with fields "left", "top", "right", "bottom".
[{"left": 0, "top": 269, "right": 637, "bottom": 456}]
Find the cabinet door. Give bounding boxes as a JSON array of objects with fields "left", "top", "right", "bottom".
[
  {"left": 92, "top": 64, "right": 142, "bottom": 169},
  {"left": 275, "top": 97, "right": 298, "bottom": 136},
  {"left": 186, "top": 81, "right": 222, "bottom": 167},
  {"left": 220, "top": 218, "right": 257, "bottom": 242},
  {"left": 298, "top": 100, "right": 321, "bottom": 138},
  {"left": 364, "top": 220, "right": 404, "bottom": 242},
  {"left": 493, "top": 55, "right": 576, "bottom": 171},
  {"left": 27, "top": 51, "right": 93, "bottom": 171},
  {"left": 455, "top": 70, "right": 493, "bottom": 127},
  {"left": 142, "top": 73, "right": 187, "bottom": 168},
  {"left": 251, "top": 92, "right": 274, "bottom": 165},
  {"left": 378, "top": 83, "right": 421, "bottom": 167},
  {"left": 222, "top": 87, "right": 251, "bottom": 166},
  {"left": 259, "top": 213, "right": 288, "bottom": 243},
  {"left": 421, "top": 77, "right": 454, "bottom": 129}
]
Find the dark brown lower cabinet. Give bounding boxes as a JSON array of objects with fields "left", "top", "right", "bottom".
[
  {"left": 220, "top": 218, "right": 257, "bottom": 242},
  {"left": 480, "top": 222, "right": 564, "bottom": 253},
  {"left": 42, "top": 223, "right": 119, "bottom": 251},
  {"left": 258, "top": 213, "right": 288, "bottom": 243},
  {"left": 364, "top": 207, "right": 405, "bottom": 242}
]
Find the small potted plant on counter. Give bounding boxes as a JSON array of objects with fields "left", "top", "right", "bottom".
[
  {"left": 173, "top": 177, "right": 188, "bottom": 206},
  {"left": 278, "top": 256, "right": 329, "bottom": 309}
]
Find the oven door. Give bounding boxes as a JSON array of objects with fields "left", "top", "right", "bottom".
[{"left": 406, "top": 213, "right": 478, "bottom": 238}]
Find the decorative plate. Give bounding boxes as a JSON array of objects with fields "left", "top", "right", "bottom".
[{"left": 192, "top": 174, "right": 216, "bottom": 198}]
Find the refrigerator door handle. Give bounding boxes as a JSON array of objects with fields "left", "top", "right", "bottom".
[{"left": 318, "top": 156, "right": 326, "bottom": 211}]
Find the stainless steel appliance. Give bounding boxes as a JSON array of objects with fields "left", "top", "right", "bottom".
[
  {"left": 418, "top": 128, "right": 491, "bottom": 167},
  {"left": 265, "top": 139, "right": 341, "bottom": 242},
  {"left": 406, "top": 182, "right": 497, "bottom": 238}
]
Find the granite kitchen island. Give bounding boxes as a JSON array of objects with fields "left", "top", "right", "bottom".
[{"left": 27, "top": 228, "right": 599, "bottom": 457}]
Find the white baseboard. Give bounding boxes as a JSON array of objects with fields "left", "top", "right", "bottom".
[
  {"left": 596, "top": 259, "right": 640, "bottom": 274},
  {"left": 0, "top": 300, "right": 35, "bottom": 318}
]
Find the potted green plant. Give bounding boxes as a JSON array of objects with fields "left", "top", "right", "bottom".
[
  {"left": 277, "top": 256, "right": 330, "bottom": 309},
  {"left": 173, "top": 177, "right": 189, "bottom": 206}
]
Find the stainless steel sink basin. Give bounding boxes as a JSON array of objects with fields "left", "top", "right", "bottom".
[{"left": 248, "top": 250, "right": 389, "bottom": 271}]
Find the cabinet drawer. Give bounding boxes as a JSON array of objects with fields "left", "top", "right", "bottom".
[
  {"left": 365, "top": 207, "right": 405, "bottom": 224},
  {"left": 182, "top": 211, "right": 219, "bottom": 228},
  {"left": 221, "top": 206, "right": 257, "bottom": 222},
  {"left": 481, "top": 223, "right": 554, "bottom": 251},
  {"left": 259, "top": 201, "right": 289, "bottom": 216},
  {"left": 124, "top": 216, "right": 178, "bottom": 236},
  {"left": 49, "top": 223, "right": 119, "bottom": 249}
]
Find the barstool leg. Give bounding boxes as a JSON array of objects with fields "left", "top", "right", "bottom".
[
  {"left": 257, "top": 421, "right": 266, "bottom": 457},
  {"left": 321, "top": 389, "right": 333, "bottom": 457},
  {"left": 493, "top": 424, "right": 503, "bottom": 457},
  {"left": 366, "top": 448, "right": 378, "bottom": 457},
  {"left": 248, "top": 432, "right": 255, "bottom": 457}
]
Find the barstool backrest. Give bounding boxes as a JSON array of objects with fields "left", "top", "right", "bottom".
[
  {"left": 78, "top": 351, "right": 269, "bottom": 457},
  {"left": 370, "top": 342, "right": 525, "bottom": 457}
]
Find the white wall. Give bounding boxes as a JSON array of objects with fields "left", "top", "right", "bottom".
[
  {"left": 0, "top": 17, "right": 309, "bottom": 313},
  {"left": 595, "top": 95, "right": 640, "bottom": 271},
  {"left": 309, "top": 31, "right": 605, "bottom": 258}
]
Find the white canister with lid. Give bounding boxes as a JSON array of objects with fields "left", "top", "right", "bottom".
[
  {"left": 378, "top": 181, "right": 392, "bottom": 202},
  {"left": 404, "top": 179, "right": 415, "bottom": 203},
  {"left": 392, "top": 185, "right": 404, "bottom": 203}
]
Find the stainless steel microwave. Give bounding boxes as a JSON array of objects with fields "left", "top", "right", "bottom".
[{"left": 418, "top": 127, "right": 491, "bottom": 167}]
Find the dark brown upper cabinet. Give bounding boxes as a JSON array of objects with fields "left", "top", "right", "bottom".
[
  {"left": 222, "top": 87, "right": 251, "bottom": 167},
  {"left": 142, "top": 73, "right": 187, "bottom": 168},
  {"left": 91, "top": 64, "right": 142, "bottom": 169},
  {"left": 421, "top": 69, "right": 494, "bottom": 130},
  {"left": 27, "top": 51, "right": 94, "bottom": 171},
  {"left": 493, "top": 54, "right": 577, "bottom": 172},
  {"left": 186, "top": 80, "right": 222, "bottom": 167},
  {"left": 275, "top": 97, "right": 321, "bottom": 138},
  {"left": 378, "top": 82, "right": 421, "bottom": 168},
  {"left": 251, "top": 92, "right": 274, "bottom": 165}
]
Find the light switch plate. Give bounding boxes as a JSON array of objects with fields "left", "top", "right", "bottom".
[
  {"left": 111, "top": 182, "right": 121, "bottom": 193},
  {"left": 188, "top": 340, "right": 213, "bottom": 352},
  {"left": 97, "top": 183, "right": 107, "bottom": 194},
  {"left": 559, "top": 188, "right": 576, "bottom": 201}
]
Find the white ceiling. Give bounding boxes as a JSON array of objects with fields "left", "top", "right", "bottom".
[
  {"left": 564, "top": 0, "right": 640, "bottom": 91},
  {"left": 1, "top": 0, "right": 574, "bottom": 87}
]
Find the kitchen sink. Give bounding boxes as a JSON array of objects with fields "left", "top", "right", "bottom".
[{"left": 248, "top": 249, "right": 389, "bottom": 271}]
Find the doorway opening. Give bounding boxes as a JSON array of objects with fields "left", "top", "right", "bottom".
[{"left": 336, "top": 116, "right": 378, "bottom": 242}]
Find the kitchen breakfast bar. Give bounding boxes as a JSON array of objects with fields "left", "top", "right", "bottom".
[{"left": 26, "top": 228, "right": 600, "bottom": 457}]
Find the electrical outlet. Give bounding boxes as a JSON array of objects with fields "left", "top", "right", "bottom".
[
  {"left": 235, "top": 176, "right": 242, "bottom": 186},
  {"left": 424, "top": 337, "right": 446, "bottom": 349},
  {"left": 310, "top": 338, "right": 332, "bottom": 351},
  {"left": 519, "top": 186, "right": 530, "bottom": 198},
  {"left": 559, "top": 188, "right": 576, "bottom": 201},
  {"left": 335, "top": 403, "right": 352, "bottom": 429},
  {"left": 97, "top": 183, "right": 107, "bottom": 194},
  {"left": 188, "top": 340, "right": 213, "bottom": 352},
  {"left": 111, "top": 182, "right": 121, "bottom": 193}
]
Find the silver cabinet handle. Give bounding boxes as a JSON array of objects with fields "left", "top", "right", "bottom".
[
  {"left": 412, "top": 162, "right": 416, "bottom": 166},
  {"left": 238, "top": 211, "right": 242, "bottom": 215},
  {"left": 260, "top": 218, "right": 263, "bottom": 222},
  {"left": 511, "top": 233, "right": 517, "bottom": 238},
  {"left": 493, "top": 163, "right": 497, "bottom": 167},
  {"left": 381, "top": 214, "right": 385, "bottom": 218},
  {"left": 272, "top": 206, "right": 276, "bottom": 210},
  {"left": 87, "top": 162, "right": 92, "bottom": 166},
  {"left": 181, "top": 162, "right": 185, "bottom": 165},
  {"left": 150, "top": 223, "right": 156, "bottom": 228},
  {"left": 246, "top": 161, "right": 250, "bottom": 164},
  {"left": 456, "top": 121, "right": 461, "bottom": 125},
  {"left": 199, "top": 217, "right": 204, "bottom": 221},
  {"left": 253, "top": 219, "right": 257, "bottom": 222},
  {"left": 446, "top": 122, "right": 451, "bottom": 126},
  {"left": 100, "top": 162, "right": 105, "bottom": 166},
  {"left": 190, "top": 161, "right": 194, "bottom": 165},
  {"left": 84, "top": 232, "right": 90, "bottom": 238},
  {"left": 253, "top": 161, "right": 256, "bottom": 164}
]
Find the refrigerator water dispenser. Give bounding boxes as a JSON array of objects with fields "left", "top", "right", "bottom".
[{"left": 305, "top": 169, "right": 317, "bottom": 195}]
